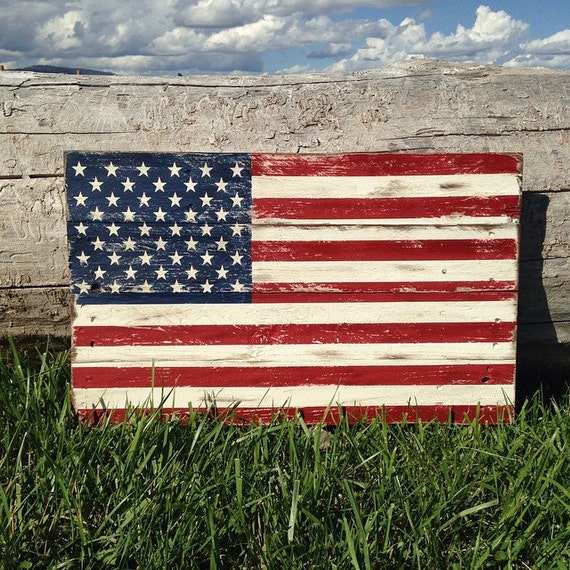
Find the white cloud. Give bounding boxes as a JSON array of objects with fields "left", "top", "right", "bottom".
[
  {"left": 37, "top": 11, "right": 86, "bottom": 50},
  {"left": 205, "top": 15, "right": 287, "bottom": 51},
  {"left": 330, "top": 5, "right": 531, "bottom": 71},
  {"left": 0, "top": 1, "right": 569, "bottom": 74},
  {"left": 524, "top": 30, "right": 570, "bottom": 56},
  {"left": 176, "top": 0, "right": 429, "bottom": 27}
]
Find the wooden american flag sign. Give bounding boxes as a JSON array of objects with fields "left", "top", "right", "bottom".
[{"left": 66, "top": 152, "right": 521, "bottom": 423}]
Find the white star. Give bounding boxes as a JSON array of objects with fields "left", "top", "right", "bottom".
[
  {"left": 186, "top": 265, "right": 198, "bottom": 280},
  {"left": 73, "top": 161, "right": 86, "bottom": 176},
  {"left": 122, "top": 207, "right": 136, "bottom": 222},
  {"left": 77, "top": 280, "right": 90, "bottom": 294},
  {"left": 155, "top": 265, "right": 168, "bottom": 280},
  {"left": 216, "top": 236, "right": 228, "bottom": 251},
  {"left": 108, "top": 251, "right": 121, "bottom": 265},
  {"left": 92, "top": 236, "right": 106, "bottom": 250},
  {"left": 185, "top": 209, "right": 197, "bottom": 222},
  {"left": 140, "top": 251, "right": 153, "bottom": 265},
  {"left": 171, "top": 280, "right": 184, "bottom": 293},
  {"left": 216, "top": 208, "right": 228, "bottom": 221},
  {"left": 230, "top": 251, "right": 243, "bottom": 265},
  {"left": 185, "top": 178, "right": 197, "bottom": 192},
  {"left": 105, "top": 162, "right": 118, "bottom": 177},
  {"left": 231, "top": 194, "right": 244, "bottom": 208},
  {"left": 90, "top": 177, "right": 103, "bottom": 191},
  {"left": 200, "top": 251, "right": 213, "bottom": 265},
  {"left": 169, "top": 162, "right": 182, "bottom": 177},
  {"left": 140, "top": 280, "right": 153, "bottom": 293},
  {"left": 169, "top": 222, "right": 182, "bottom": 236},
  {"left": 76, "top": 251, "right": 90, "bottom": 265},
  {"left": 138, "top": 193, "right": 151, "bottom": 207},
  {"left": 106, "top": 193, "right": 120, "bottom": 207},
  {"left": 125, "top": 265, "right": 137, "bottom": 279},
  {"left": 200, "top": 162, "right": 212, "bottom": 177},
  {"left": 185, "top": 236, "right": 197, "bottom": 250},
  {"left": 139, "top": 222, "right": 151, "bottom": 236},
  {"left": 94, "top": 265, "right": 106, "bottom": 280},
  {"left": 231, "top": 223, "right": 243, "bottom": 236},
  {"left": 169, "top": 250, "right": 183, "bottom": 265},
  {"left": 154, "top": 207, "right": 167, "bottom": 221},
  {"left": 123, "top": 236, "right": 136, "bottom": 251},
  {"left": 154, "top": 236, "right": 167, "bottom": 250},
  {"left": 106, "top": 223, "right": 121, "bottom": 236},
  {"left": 231, "top": 162, "right": 243, "bottom": 177},
  {"left": 231, "top": 279, "right": 245, "bottom": 292},
  {"left": 90, "top": 207, "right": 104, "bottom": 221},
  {"left": 215, "top": 178, "right": 228, "bottom": 192},
  {"left": 201, "top": 223, "right": 212, "bottom": 236},
  {"left": 201, "top": 280, "right": 213, "bottom": 293},
  {"left": 74, "top": 192, "right": 88, "bottom": 206},
  {"left": 137, "top": 162, "right": 150, "bottom": 177},
  {"left": 169, "top": 193, "right": 182, "bottom": 207},
  {"left": 74, "top": 222, "right": 88, "bottom": 235},
  {"left": 109, "top": 282, "right": 121, "bottom": 294},
  {"left": 200, "top": 193, "right": 213, "bottom": 207},
  {"left": 153, "top": 178, "right": 166, "bottom": 192},
  {"left": 122, "top": 177, "right": 135, "bottom": 191},
  {"left": 216, "top": 265, "right": 229, "bottom": 279}
]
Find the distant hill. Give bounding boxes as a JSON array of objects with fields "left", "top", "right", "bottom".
[{"left": 15, "top": 65, "right": 114, "bottom": 76}]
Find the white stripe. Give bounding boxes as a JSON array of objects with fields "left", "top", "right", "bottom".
[
  {"left": 73, "top": 384, "right": 515, "bottom": 410},
  {"left": 73, "top": 342, "right": 516, "bottom": 367},
  {"left": 252, "top": 216, "right": 518, "bottom": 226},
  {"left": 74, "top": 300, "right": 517, "bottom": 327},
  {"left": 253, "top": 259, "right": 517, "bottom": 283},
  {"left": 252, "top": 223, "right": 518, "bottom": 242},
  {"left": 252, "top": 174, "right": 519, "bottom": 199}
]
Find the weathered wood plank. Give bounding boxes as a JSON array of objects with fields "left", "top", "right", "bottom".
[
  {"left": 1, "top": 62, "right": 569, "bottom": 190},
  {"left": 0, "top": 287, "right": 69, "bottom": 336},
  {"left": 0, "top": 177, "right": 68, "bottom": 287}
]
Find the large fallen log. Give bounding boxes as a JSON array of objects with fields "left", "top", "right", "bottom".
[{"left": 1, "top": 60, "right": 569, "bottom": 400}]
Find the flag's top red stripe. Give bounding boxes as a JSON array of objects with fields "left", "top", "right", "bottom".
[{"left": 251, "top": 153, "right": 522, "bottom": 177}]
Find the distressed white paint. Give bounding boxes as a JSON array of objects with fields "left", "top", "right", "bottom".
[
  {"left": 74, "top": 300, "right": 517, "bottom": 327},
  {"left": 252, "top": 224, "right": 518, "bottom": 242},
  {"left": 252, "top": 174, "right": 520, "bottom": 199},
  {"left": 74, "top": 342, "right": 516, "bottom": 367},
  {"left": 252, "top": 259, "right": 518, "bottom": 283},
  {"left": 73, "top": 383, "right": 515, "bottom": 410}
]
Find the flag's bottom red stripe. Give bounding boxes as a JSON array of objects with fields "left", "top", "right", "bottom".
[
  {"left": 72, "top": 364, "right": 515, "bottom": 388},
  {"left": 76, "top": 404, "right": 514, "bottom": 425}
]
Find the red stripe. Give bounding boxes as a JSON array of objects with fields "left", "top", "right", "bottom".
[
  {"left": 77, "top": 404, "right": 514, "bottom": 425},
  {"left": 252, "top": 239, "right": 517, "bottom": 261},
  {"left": 251, "top": 153, "right": 522, "bottom": 177},
  {"left": 252, "top": 285, "right": 517, "bottom": 301},
  {"left": 71, "top": 364, "right": 515, "bottom": 388},
  {"left": 74, "top": 321, "right": 515, "bottom": 347},
  {"left": 253, "top": 195, "right": 520, "bottom": 220}
]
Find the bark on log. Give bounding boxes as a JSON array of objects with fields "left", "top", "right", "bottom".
[{"left": 1, "top": 59, "right": 569, "bottom": 398}]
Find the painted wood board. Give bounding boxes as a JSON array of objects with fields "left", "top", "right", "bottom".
[{"left": 66, "top": 151, "right": 521, "bottom": 423}]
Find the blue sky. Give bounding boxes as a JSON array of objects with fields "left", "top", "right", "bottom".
[{"left": 1, "top": 1, "right": 569, "bottom": 75}]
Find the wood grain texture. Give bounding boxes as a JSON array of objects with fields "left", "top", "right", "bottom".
[{"left": 1, "top": 60, "right": 569, "bottom": 398}]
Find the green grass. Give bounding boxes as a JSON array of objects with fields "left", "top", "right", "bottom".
[{"left": 0, "top": 340, "right": 569, "bottom": 569}]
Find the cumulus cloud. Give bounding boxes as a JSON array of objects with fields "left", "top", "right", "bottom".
[
  {"left": 176, "top": 0, "right": 429, "bottom": 27},
  {"left": 329, "top": 5, "right": 530, "bottom": 71},
  {"left": 0, "top": 1, "right": 569, "bottom": 74}
]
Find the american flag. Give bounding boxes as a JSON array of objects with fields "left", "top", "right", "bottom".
[{"left": 66, "top": 152, "right": 521, "bottom": 423}]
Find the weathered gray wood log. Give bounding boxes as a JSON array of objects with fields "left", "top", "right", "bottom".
[{"left": 1, "top": 60, "right": 569, "bottom": 398}]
